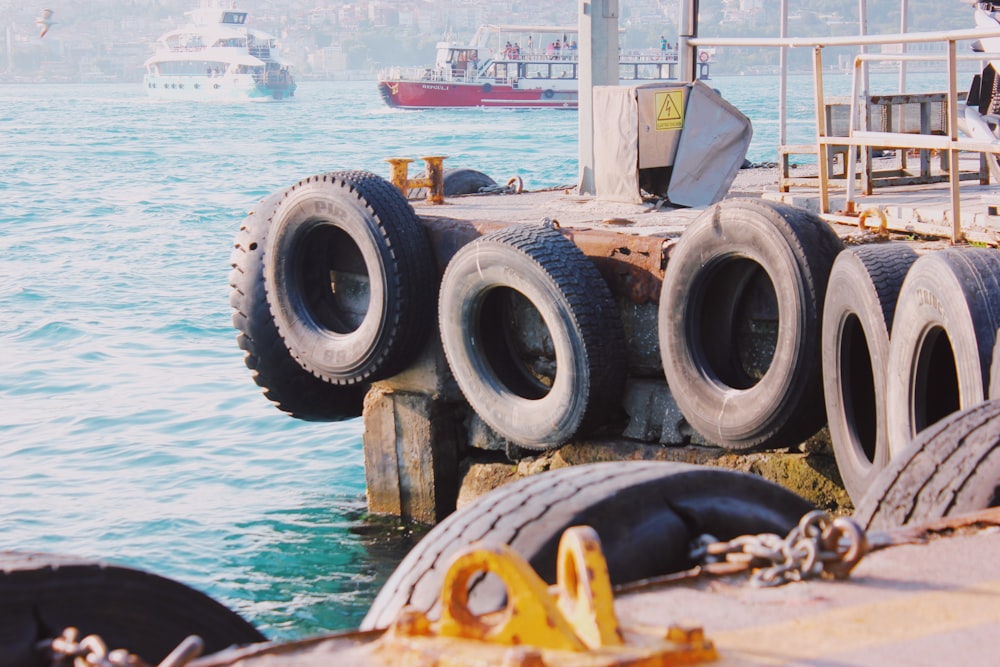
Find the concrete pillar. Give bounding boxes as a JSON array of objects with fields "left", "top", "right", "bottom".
[
  {"left": 362, "top": 386, "right": 463, "bottom": 523},
  {"left": 578, "top": 0, "right": 620, "bottom": 195}
]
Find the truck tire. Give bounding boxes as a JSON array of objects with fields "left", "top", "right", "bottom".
[
  {"left": 822, "top": 243, "right": 917, "bottom": 502},
  {"left": 886, "top": 249, "right": 1000, "bottom": 455},
  {"left": 659, "top": 199, "right": 843, "bottom": 450},
  {"left": 0, "top": 552, "right": 265, "bottom": 667},
  {"left": 443, "top": 168, "right": 497, "bottom": 196},
  {"left": 264, "top": 171, "right": 437, "bottom": 385},
  {"left": 360, "top": 461, "right": 814, "bottom": 630},
  {"left": 437, "top": 222, "right": 626, "bottom": 449},
  {"left": 854, "top": 400, "right": 1000, "bottom": 530},
  {"left": 230, "top": 190, "right": 366, "bottom": 420}
]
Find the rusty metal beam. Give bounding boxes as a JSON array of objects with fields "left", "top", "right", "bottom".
[{"left": 419, "top": 216, "right": 669, "bottom": 304}]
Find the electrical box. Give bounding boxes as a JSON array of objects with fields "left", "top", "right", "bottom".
[{"left": 592, "top": 81, "right": 752, "bottom": 207}]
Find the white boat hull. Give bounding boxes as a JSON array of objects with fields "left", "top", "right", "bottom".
[{"left": 143, "top": 73, "right": 295, "bottom": 101}]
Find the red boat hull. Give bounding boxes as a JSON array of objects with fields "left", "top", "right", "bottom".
[{"left": 378, "top": 80, "right": 577, "bottom": 109}]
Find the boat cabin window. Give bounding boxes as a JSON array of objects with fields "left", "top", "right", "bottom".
[
  {"left": 486, "top": 62, "right": 511, "bottom": 81},
  {"left": 524, "top": 63, "right": 550, "bottom": 79},
  {"left": 633, "top": 63, "right": 666, "bottom": 80},
  {"left": 449, "top": 48, "right": 478, "bottom": 66},
  {"left": 551, "top": 63, "right": 575, "bottom": 79},
  {"left": 223, "top": 12, "right": 248, "bottom": 25}
]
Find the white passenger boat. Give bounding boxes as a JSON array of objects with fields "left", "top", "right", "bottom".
[{"left": 143, "top": 0, "right": 295, "bottom": 101}]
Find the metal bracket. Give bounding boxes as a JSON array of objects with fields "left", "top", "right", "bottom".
[
  {"left": 385, "top": 156, "right": 447, "bottom": 204},
  {"left": 382, "top": 525, "right": 718, "bottom": 665}
]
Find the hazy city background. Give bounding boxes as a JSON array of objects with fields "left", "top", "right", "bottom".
[{"left": 0, "top": 0, "right": 974, "bottom": 83}]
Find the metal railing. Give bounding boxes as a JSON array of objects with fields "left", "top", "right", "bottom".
[{"left": 685, "top": 27, "right": 1000, "bottom": 242}]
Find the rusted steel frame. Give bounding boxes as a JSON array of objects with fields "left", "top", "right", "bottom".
[{"left": 419, "top": 216, "right": 669, "bottom": 305}]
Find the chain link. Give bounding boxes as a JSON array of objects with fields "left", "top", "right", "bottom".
[
  {"left": 39, "top": 627, "right": 203, "bottom": 667},
  {"left": 691, "top": 510, "right": 869, "bottom": 587}
]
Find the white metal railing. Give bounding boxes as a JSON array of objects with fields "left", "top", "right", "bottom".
[{"left": 686, "top": 27, "right": 1000, "bottom": 241}]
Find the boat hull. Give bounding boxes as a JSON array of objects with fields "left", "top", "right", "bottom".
[
  {"left": 378, "top": 80, "right": 577, "bottom": 109},
  {"left": 143, "top": 73, "right": 295, "bottom": 101}
]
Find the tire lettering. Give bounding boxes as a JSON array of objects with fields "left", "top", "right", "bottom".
[
  {"left": 916, "top": 287, "right": 943, "bottom": 315},
  {"left": 314, "top": 200, "right": 346, "bottom": 218}
]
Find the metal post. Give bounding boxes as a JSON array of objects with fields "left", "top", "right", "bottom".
[
  {"left": 578, "top": 0, "right": 620, "bottom": 195},
  {"left": 678, "top": 0, "right": 698, "bottom": 83},
  {"left": 859, "top": 0, "right": 870, "bottom": 97},
  {"left": 947, "top": 38, "right": 962, "bottom": 242},
  {"left": 779, "top": 0, "right": 789, "bottom": 147},
  {"left": 899, "top": 0, "right": 908, "bottom": 92},
  {"left": 814, "top": 47, "right": 831, "bottom": 215}
]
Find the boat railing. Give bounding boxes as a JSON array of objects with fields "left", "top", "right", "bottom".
[{"left": 688, "top": 27, "right": 1000, "bottom": 241}]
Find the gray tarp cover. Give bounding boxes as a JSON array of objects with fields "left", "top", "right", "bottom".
[{"left": 593, "top": 80, "right": 752, "bottom": 207}]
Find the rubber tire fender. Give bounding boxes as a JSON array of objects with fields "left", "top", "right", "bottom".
[
  {"left": 264, "top": 171, "right": 437, "bottom": 385},
  {"left": 360, "top": 461, "right": 815, "bottom": 630},
  {"left": 229, "top": 189, "right": 365, "bottom": 420},
  {"left": 442, "top": 168, "right": 497, "bottom": 196},
  {"left": 885, "top": 248, "right": 1000, "bottom": 455},
  {"left": 0, "top": 552, "right": 265, "bottom": 667},
  {"left": 659, "top": 199, "right": 844, "bottom": 450},
  {"left": 821, "top": 243, "right": 917, "bottom": 502},
  {"left": 437, "top": 222, "right": 626, "bottom": 449},
  {"left": 853, "top": 400, "right": 1000, "bottom": 530}
]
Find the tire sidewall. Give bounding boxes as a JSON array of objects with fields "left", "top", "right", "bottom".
[
  {"left": 660, "top": 204, "right": 808, "bottom": 445},
  {"left": 439, "top": 242, "right": 590, "bottom": 446},
  {"left": 821, "top": 249, "right": 893, "bottom": 499},
  {"left": 886, "top": 251, "right": 996, "bottom": 455},
  {"left": 264, "top": 179, "right": 390, "bottom": 380}
]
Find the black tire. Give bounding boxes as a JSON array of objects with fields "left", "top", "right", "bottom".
[
  {"left": 437, "top": 222, "right": 626, "bottom": 449},
  {"left": 264, "top": 171, "right": 437, "bottom": 385},
  {"left": 659, "top": 199, "right": 844, "bottom": 450},
  {"left": 229, "top": 190, "right": 366, "bottom": 420},
  {"left": 481, "top": 82, "right": 493, "bottom": 93},
  {"left": 854, "top": 400, "right": 1000, "bottom": 530},
  {"left": 442, "top": 168, "right": 497, "bottom": 196},
  {"left": 543, "top": 89, "right": 555, "bottom": 99},
  {"left": 822, "top": 243, "right": 918, "bottom": 502},
  {"left": 0, "top": 552, "right": 265, "bottom": 667},
  {"left": 360, "top": 461, "right": 815, "bottom": 630},
  {"left": 886, "top": 248, "right": 1000, "bottom": 455}
]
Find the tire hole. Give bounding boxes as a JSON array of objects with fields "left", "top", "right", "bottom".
[
  {"left": 914, "top": 326, "right": 960, "bottom": 434},
  {"left": 693, "top": 258, "right": 778, "bottom": 390},
  {"left": 477, "top": 287, "right": 554, "bottom": 400},
  {"left": 841, "top": 314, "right": 878, "bottom": 463},
  {"left": 297, "top": 224, "right": 370, "bottom": 334}
]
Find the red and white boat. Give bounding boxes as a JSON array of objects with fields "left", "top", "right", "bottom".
[{"left": 377, "top": 25, "right": 709, "bottom": 110}]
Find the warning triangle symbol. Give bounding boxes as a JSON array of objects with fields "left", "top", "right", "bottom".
[{"left": 658, "top": 94, "right": 682, "bottom": 122}]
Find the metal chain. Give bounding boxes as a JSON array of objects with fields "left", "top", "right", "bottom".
[
  {"left": 40, "top": 627, "right": 203, "bottom": 667},
  {"left": 41, "top": 627, "right": 148, "bottom": 667},
  {"left": 690, "top": 510, "right": 869, "bottom": 588}
]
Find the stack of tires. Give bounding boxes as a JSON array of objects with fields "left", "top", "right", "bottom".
[
  {"left": 230, "top": 173, "right": 999, "bottom": 522},
  {"left": 230, "top": 170, "right": 628, "bottom": 451},
  {"left": 655, "top": 197, "right": 1000, "bottom": 521}
]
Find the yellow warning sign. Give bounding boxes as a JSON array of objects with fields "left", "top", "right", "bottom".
[{"left": 654, "top": 90, "right": 685, "bottom": 131}]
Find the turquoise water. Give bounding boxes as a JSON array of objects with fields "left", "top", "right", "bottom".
[{"left": 0, "top": 72, "right": 960, "bottom": 640}]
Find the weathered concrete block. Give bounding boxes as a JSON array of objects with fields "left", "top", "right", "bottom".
[
  {"left": 362, "top": 387, "right": 464, "bottom": 523},
  {"left": 621, "top": 377, "right": 689, "bottom": 444},
  {"left": 619, "top": 301, "right": 663, "bottom": 377},
  {"left": 458, "top": 440, "right": 852, "bottom": 515},
  {"left": 374, "top": 331, "right": 462, "bottom": 400}
]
